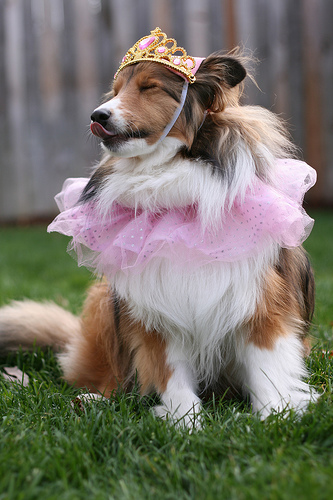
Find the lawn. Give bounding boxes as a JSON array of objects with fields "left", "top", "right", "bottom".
[{"left": 0, "top": 210, "right": 333, "bottom": 500}]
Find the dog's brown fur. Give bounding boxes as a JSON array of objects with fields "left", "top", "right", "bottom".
[{"left": 59, "top": 281, "right": 172, "bottom": 398}]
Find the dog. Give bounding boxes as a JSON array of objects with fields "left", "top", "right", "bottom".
[{"left": 0, "top": 28, "right": 318, "bottom": 427}]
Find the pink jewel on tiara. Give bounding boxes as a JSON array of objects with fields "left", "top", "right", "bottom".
[
  {"left": 173, "top": 57, "right": 181, "bottom": 65},
  {"left": 158, "top": 46, "right": 166, "bottom": 53},
  {"left": 139, "top": 36, "right": 156, "bottom": 50}
]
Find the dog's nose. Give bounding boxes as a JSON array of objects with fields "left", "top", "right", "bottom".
[{"left": 90, "top": 108, "right": 111, "bottom": 125}]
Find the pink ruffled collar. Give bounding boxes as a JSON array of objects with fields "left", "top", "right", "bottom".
[{"left": 48, "top": 159, "right": 316, "bottom": 277}]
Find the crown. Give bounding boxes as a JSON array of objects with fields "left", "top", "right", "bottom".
[{"left": 114, "top": 27, "right": 200, "bottom": 84}]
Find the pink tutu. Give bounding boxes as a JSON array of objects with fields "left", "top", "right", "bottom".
[{"left": 47, "top": 159, "right": 316, "bottom": 277}]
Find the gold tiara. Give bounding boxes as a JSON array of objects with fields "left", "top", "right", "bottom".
[{"left": 114, "top": 27, "right": 200, "bottom": 84}]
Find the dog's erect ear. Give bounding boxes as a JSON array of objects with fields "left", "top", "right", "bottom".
[
  {"left": 197, "top": 52, "right": 246, "bottom": 88},
  {"left": 193, "top": 52, "right": 247, "bottom": 112},
  {"left": 219, "top": 56, "right": 247, "bottom": 88}
]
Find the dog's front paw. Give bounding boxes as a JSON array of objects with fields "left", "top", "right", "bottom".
[
  {"left": 153, "top": 394, "right": 203, "bottom": 429},
  {"left": 243, "top": 336, "right": 320, "bottom": 420},
  {"left": 252, "top": 386, "right": 320, "bottom": 420}
]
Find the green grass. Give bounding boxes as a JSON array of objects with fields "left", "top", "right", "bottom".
[
  {"left": 0, "top": 227, "right": 92, "bottom": 313},
  {"left": 304, "top": 210, "right": 333, "bottom": 344},
  {"left": 0, "top": 211, "right": 333, "bottom": 500}
]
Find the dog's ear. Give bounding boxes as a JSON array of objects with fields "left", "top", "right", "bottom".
[{"left": 194, "top": 52, "right": 247, "bottom": 112}]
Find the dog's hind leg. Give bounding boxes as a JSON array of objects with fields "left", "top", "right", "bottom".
[
  {"left": 58, "top": 281, "right": 132, "bottom": 397},
  {"left": 59, "top": 281, "right": 202, "bottom": 426}
]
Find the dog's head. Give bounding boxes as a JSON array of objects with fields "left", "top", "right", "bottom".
[{"left": 90, "top": 51, "right": 246, "bottom": 158}]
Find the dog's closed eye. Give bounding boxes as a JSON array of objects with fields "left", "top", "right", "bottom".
[{"left": 139, "top": 83, "right": 158, "bottom": 92}]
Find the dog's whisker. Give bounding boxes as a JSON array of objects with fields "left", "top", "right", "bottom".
[{"left": 127, "top": 121, "right": 142, "bottom": 139}]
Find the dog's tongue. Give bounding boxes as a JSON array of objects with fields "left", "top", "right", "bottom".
[{"left": 90, "top": 122, "right": 115, "bottom": 139}]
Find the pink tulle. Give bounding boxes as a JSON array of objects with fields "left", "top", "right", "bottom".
[{"left": 47, "top": 159, "right": 316, "bottom": 277}]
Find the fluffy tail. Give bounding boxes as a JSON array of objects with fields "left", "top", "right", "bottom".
[{"left": 0, "top": 300, "right": 81, "bottom": 352}]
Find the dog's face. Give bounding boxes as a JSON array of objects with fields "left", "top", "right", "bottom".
[
  {"left": 90, "top": 54, "right": 247, "bottom": 158},
  {"left": 90, "top": 63, "right": 187, "bottom": 157}
]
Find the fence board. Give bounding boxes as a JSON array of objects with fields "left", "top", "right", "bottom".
[
  {"left": 0, "top": 0, "right": 332, "bottom": 221},
  {"left": 0, "top": 0, "right": 11, "bottom": 219},
  {"left": 4, "top": 0, "right": 28, "bottom": 218},
  {"left": 151, "top": 0, "right": 171, "bottom": 37},
  {"left": 320, "top": 0, "right": 333, "bottom": 203},
  {"left": 302, "top": 0, "right": 325, "bottom": 205},
  {"left": 111, "top": 0, "right": 136, "bottom": 66},
  {"left": 184, "top": 0, "right": 210, "bottom": 57}
]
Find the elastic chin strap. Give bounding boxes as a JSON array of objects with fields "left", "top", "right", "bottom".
[{"left": 156, "top": 80, "right": 189, "bottom": 144}]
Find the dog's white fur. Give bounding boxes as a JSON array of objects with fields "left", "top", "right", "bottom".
[{"left": 241, "top": 335, "right": 315, "bottom": 419}]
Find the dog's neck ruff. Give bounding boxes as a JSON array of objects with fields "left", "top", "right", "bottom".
[{"left": 48, "top": 159, "right": 316, "bottom": 279}]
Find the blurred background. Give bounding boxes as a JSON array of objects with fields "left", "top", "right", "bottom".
[{"left": 0, "top": 0, "right": 332, "bottom": 222}]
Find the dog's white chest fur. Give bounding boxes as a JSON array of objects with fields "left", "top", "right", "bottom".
[{"left": 113, "top": 249, "right": 277, "bottom": 383}]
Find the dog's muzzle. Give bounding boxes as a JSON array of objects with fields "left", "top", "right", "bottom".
[{"left": 90, "top": 108, "right": 117, "bottom": 139}]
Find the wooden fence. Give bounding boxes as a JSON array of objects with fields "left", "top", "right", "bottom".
[{"left": 0, "top": 0, "right": 332, "bottom": 221}]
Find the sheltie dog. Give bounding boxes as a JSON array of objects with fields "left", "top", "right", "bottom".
[{"left": 0, "top": 31, "right": 318, "bottom": 427}]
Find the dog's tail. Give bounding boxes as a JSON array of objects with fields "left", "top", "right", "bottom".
[{"left": 0, "top": 300, "right": 81, "bottom": 353}]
